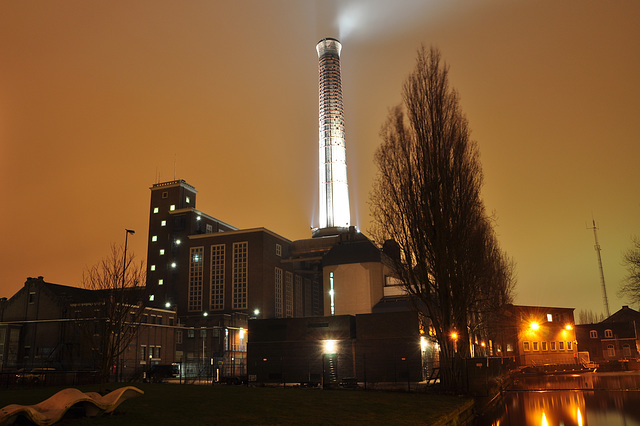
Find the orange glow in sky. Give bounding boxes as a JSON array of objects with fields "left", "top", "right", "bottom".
[{"left": 1, "top": 1, "right": 639, "bottom": 317}]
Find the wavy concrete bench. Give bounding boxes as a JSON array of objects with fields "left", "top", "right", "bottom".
[{"left": 0, "top": 386, "right": 144, "bottom": 425}]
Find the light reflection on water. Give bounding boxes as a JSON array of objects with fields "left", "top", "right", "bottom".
[{"left": 485, "top": 372, "right": 640, "bottom": 425}]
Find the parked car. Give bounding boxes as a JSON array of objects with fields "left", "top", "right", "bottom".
[{"left": 15, "top": 368, "right": 56, "bottom": 384}]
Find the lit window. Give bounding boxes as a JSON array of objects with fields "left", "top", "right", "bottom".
[
  {"left": 158, "top": 279, "right": 163, "bottom": 285},
  {"left": 186, "top": 196, "right": 190, "bottom": 203},
  {"left": 547, "top": 314, "right": 553, "bottom": 322},
  {"left": 153, "top": 207, "right": 159, "bottom": 214},
  {"left": 150, "top": 265, "right": 156, "bottom": 271},
  {"left": 605, "top": 329, "right": 613, "bottom": 338},
  {"left": 161, "top": 220, "right": 166, "bottom": 227},
  {"left": 152, "top": 236, "right": 157, "bottom": 242},
  {"left": 170, "top": 205, "right": 175, "bottom": 211},
  {"left": 590, "top": 330, "right": 597, "bottom": 338},
  {"left": 160, "top": 249, "right": 165, "bottom": 255},
  {"left": 149, "top": 294, "right": 155, "bottom": 301}
]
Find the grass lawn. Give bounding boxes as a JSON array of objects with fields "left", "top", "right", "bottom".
[{"left": 0, "top": 383, "right": 471, "bottom": 425}]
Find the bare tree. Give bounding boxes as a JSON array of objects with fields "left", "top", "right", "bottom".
[
  {"left": 370, "top": 46, "right": 515, "bottom": 392},
  {"left": 80, "top": 244, "right": 146, "bottom": 384},
  {"left": 577, "top": 309, "right": 604, "bottom": 324},
  {"left": 619, "top": 237, "right": 640, "bottom": 306}
]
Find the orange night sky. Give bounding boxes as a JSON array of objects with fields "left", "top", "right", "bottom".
[{"left": 1, "top": 1, "right": 639, "bottom": 318}]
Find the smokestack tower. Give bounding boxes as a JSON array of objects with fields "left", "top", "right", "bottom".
[{"left": 316, "top": 38, "right": 351, "bottom": 232}]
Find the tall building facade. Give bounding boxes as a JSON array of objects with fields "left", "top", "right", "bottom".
[
  {"left": 145, "top": 179, "right": 322, "bottom": 321},
  {"left": 317, "top": 38, "right": 350, "bottom": 231}
]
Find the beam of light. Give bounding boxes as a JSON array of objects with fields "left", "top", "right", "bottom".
[
  {"left": 541, "top": 412, "right": 548, "bottom": 426},
  {"left": 337, "top": 2, "right": 365, "bottom": 41}
]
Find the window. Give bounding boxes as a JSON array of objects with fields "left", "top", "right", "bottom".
[
  {"left": 162, "top": 191, "right": 168, "bottom": 198},
  {"left": 188, "top": 329, "right": 195, "bottom": 338},
  {"left": 186, "top": 196, "right": 190, "bottom": 203},
  {"left": 170, "top": 205, "right": 175, "bottom": 211},
  {"left": 559, "top": 341, "right": 565, "bottom": 350},
  {"left": 532, "top": 341, "right": 539, "bottom": 351},
  {"left": 607, "top": 345, "right": 615, "bottom": 357},
  {"left": 176, "top": 330, "right": 182, "bottom": 344},
  {"left": 152, "top": 235, "right": 157, "bottom": 242},
  {"left": 506, "top": 343, "right": 513, "bottom": 352},
  {"left": 28, "top": 292, "right": 36, "bottom": 304},
  {"left": 160, "top": 249, "right": 165, "bottom": 255},
  {"left": 188, "top": 247, "right": 204, "bottom": 311},
  {"left": 276, "top": 244, "right": 282, "bottom": 257},
  {"left": 158, "top": 279, "right": 163, "bottom": 285},
  {"left": 153, "top": 207, "right": 159, "bottom": 213},
  {"left": 275, "top": 267, "right": 283, "bottom": 318},
  {"left": 623, "top": 344, "right": 631, "bottom": 357},
  {"left": 141, "top": 345, "right": 147, "bottom": 360},
  {"left": 590, "top": 330, "right": 598, "bottom": 338},
  {"left": 232, "top": 242, "right": 248, "bottom": 310},
  {"left": 206, "top": 224, "right": 213, "bottom": 233},
  {"left": 150, "top": 265, "right": 156, "bottom": 271},
  {"left": 161, "top": 220, "right": 166, "bottom": 227},
  {"left": 295, "top": 275, "right": 303, "bottom": 317},
  {"left": 149, "top": 295, "right": 155, "bottom": 302},
  {"left": 285, "top": 271, "right": 293, "bottom": 318},
  {"left": 550, "top": 341, "right": 556, "bottom": 351},
  {"left": 169, "top": 317, "right": 174, "bottom": 326},
  {"left": 142, "top": 315, "right": 148, "bottom": 323},
  {"left": 542, "top": 341, "right": 548, "bottom": 351},
  {"left": 567, "top": 341, "right": 572, "bottom": 350},
  {"left": 547, "top": 314, "right": 553, "bottom": 322},
  {"left": 523, "top": 341, "right": 530, "bottom": 351},
  {"left": 605, "top": 329, "right": 613, "bottom": 338},
  {"left": 210, "top": 244, "right": 225, "bottom": 310}
]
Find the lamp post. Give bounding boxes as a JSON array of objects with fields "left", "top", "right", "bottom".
[
  {"left": 122, "top": 229, "right": 135, "bottom": 289},
  {"left": 117, "top": 229, "right": 134, "bottom": 382}
]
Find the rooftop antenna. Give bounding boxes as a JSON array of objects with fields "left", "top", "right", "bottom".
[{"left": 588, "top": 219, "right": 610, "bottom": 317}]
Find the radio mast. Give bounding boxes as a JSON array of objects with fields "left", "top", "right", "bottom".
[{"left": 589, "top": 219, "right": 610, "bottom": 317}]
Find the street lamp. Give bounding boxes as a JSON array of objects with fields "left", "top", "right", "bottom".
[
  {"left": 117, "top": 229, "right": 134, "bottom": 381},
  {"left": 122, "top": 229, "right": 135, "bottom": 289}
]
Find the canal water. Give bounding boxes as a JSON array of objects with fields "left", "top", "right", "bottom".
[{"left": 480, "top": 372, "right": 640, "bottom": 425}]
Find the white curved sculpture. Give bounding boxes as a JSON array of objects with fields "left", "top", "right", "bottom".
[{"left": 0, "top": 386, "right": 144, "bottom": 425}]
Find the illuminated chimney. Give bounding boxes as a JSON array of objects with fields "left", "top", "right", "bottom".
[{"left": 317, "top": 38, "right": 350, "bottom": 230}]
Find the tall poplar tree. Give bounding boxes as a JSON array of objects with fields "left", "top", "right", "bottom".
[{"left": 370, "top": 46, "right": 514, "bottom": 392}]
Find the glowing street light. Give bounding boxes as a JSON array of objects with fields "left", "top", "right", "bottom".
[
  {"left": 323, "top": 340, "right": 337, "bottom": 354},
  {"left": 530, "top": 322, "right": 540, "bottom": 331}
]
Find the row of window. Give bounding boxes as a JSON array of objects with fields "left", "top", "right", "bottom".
[
  {"left": 523, "top": 341, "right": 573, "bottom": 352},
  {"left": 590, "top": 329, "right": 615, "bottom": 339},
  {"left": 187, "top": 243, "right": 248, "bottom": 312},
  {"left": 140, "top": 345, "right": 161, "bottom": 361}
]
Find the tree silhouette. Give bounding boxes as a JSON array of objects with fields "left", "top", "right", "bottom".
[{"left": 370, "top": 46, "right": 515, "bottom": 392}]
